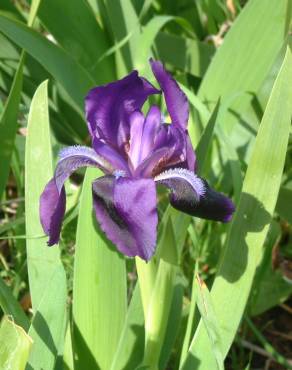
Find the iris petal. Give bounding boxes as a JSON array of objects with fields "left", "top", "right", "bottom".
[
  {"left": 155, "top": 168, "right": 235, "bottom": 222},
  {"left": 40, "top": 179, "right": 66, "bottom": 246},
  {"left": 92, "top": 176, "right": 158, "bottom": 261},
  {"left": 40, "top": 145, "right": 109, "bottom": 245},
  {"left": 150, "top": 59, "right": 189, "bottom": 129},
  {"left": 140, "top": 105, "right": 161, "bottom": 161},
  {"left": 92, "top": 138, "right": 130, "bottom": 174},
  {"left": 129, "top": 111, "right": 145, "bottom": 169},
  {"left": 85, "top": 71, "right": 160, "bottom": 150}
]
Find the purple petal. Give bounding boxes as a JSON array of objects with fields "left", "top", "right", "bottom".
[
  {"left": 92, "top": 176, "right": 158, "bottom": 261},
  {"left": 92, "top": 138, "right": 130, "bottom": 175},
  {"left": 129, "top": 111, "right": 145, "bottom": 169},
  {"left": 182, "top": 134, "right": 196, "bottom": 172},
  {"left": 155, "top": 169, "right": 235, "bottom": 222},
  {"left": 39, "top": 179, "right": 66, "bottom": 245},
  {"left": 140, "top": 105, "right": 161, "bottom": 161},
  {"left": 55, "top": 145, "right": 112, "bottom": 191},
  {"left": 85, "top": 71, "right": 160, "bottom": 150},
  {"left": 136, "top": 124, "right": 188, "bottom": 177},
  {"left": 150, "top": 59, "right": 189, "bottom": 129},
  {"left": 40, "top": 145, "right": 109, "bottom": 245}
]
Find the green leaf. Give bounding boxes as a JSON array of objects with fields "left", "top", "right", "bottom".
[
  {"left": 155, "top": 32, "right": 214, "bottom": 78},
  {"left": 0, "top": 54, "right": 24, "bottom": 200},
  {"left": 104, "top": 0, "right": 140, "bottom": 75},
  {"left": 134, "top": 16, "right": 175, "bottom": 72},
  {"left": 0, "top": 0, "right": 42, "bottom": 200},
  {"left": 182, "top": 47, "right": 292, "bottom": 369},
  {"left": 159, "top": 277, "right": 184, "bottom": 370},
  {"left": 195, "top": 100, "right": 220, "bottom": 175},
  {"left": 249, "top": 221, "right": 292, "bottom": 316},
  {"left": 0, "top": 316, "right": 32, "bottom": 370},
  {"left": 73, "top": 168, "right": 127, "bottom": 370},
  {"left": 194, "top": 275, "right": 224, "bottom": 370},
  {"left": 25, "top": 81, "right": 67, "bottom": 369},
  {"left": 276, "top": 186, "right": 292, "bottom": 223},
  {"left": 198, "top": 0, "right": 289, "bottom": 135},
  {"left": 27, "top": 265, "right": 67, "bottom": 370},
  {"left": 245, "top": 317, "right": 292, "bottom": 370},
  {"left": 0, "top": 13, "right": 95, "bottom": 110},
  {"left": 110, "top": 285, "right": 144, "bottom": 370},
  {"left": 38, "top": 0, "right": 115, "bottom": 84},
  {"left": 142, "top": 219, "right": 178, "bottom": 369},
  {"left": 0, "top": 277, "right": 29, "bottom": 331}
]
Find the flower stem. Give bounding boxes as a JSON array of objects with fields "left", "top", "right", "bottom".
[{"left": 136, "top": 218, "right": 178, "bottom": 370}]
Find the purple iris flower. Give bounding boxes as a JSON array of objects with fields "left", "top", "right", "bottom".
[{"left": 39, "top": 59, "right": 235, "bottom": 261}]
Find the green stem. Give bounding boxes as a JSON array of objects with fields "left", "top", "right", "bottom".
[
  {"left": 136, "top": 219, "right": 178, "bottom": 370},
  {"left": 135, "top": 257, "right": 158, "bottom": 318},
  {"left": 179, "top": 267, "right": 198, "bottom": 368},
  {"left": 143, "top": 259, "right": 176, "bottom": 369}
]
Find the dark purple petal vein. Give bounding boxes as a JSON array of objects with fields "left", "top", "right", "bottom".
[{"left": 92, "top": 176, "right": 158, "bottom": 261}]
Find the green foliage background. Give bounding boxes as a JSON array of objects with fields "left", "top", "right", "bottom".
[{"left": 0, "top": 1, "right": 292, "bottom": 369}]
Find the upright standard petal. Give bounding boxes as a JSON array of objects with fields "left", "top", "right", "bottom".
[
  {"left": 139, "top": 105, "right": 161, "bottom": 161},
  {"left": 137, "top": 124, "right": 187, "bottom": 177},
  {"left": 92, "top": 176, "right": 158, "bottom": 261},
  {"left": 155, "top": 168, "right": 235, "bottom": 222},
  {"left": 150, "top": 59, "right": 189, "bottom": 129},
  {"left": 85, "top": 71, "right": 160, "bottom": 150},
  {"left": 40, "top": 145, "right": 110, "bottom": 245}
]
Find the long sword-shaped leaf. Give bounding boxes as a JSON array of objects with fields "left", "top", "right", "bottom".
[
  {"left": 0, "top": 55, "right": 24, "bottom": 200},
  {"left": 0, "top": 0, "right": 44, "bottom": 200},
  {"left": 25, "top": 81, "right": 67, "bottom": 369},
  {"left": 182, "top": 47, "right": 292, "bottom": 369},
  {"left": 155, "top": 32, "right": 214, "bottom": 78},
  {"left": 198, "top": 0, "right": 289, "bottom": 134},
  {"left": 110, "top": 284, "right": 144, "bottom": 370},
  {"left": 27, "top": 265, "right": 67, "bottom": 370},
  {"left": 0, "top": 13, "right": 95, "bottom": 110},
  {"left": 73, "top": 168, "right": 127, "bottom": 370},
  {"left": 104, "top": 0, "right": 140, "bottom": 75},
  {"left": 194, "top": 275, "right": 224, "bottom": 370},
  {"left": 0, "top": 316, "right": 32, "bottom": 370},
  {"left": 38, "top": 0, "right": 115, "bottom": 84},
  {"left": 0, "top": 276, "right": 29, "bottom": 331}
]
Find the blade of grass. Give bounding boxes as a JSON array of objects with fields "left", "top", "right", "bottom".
[
  {"left": 0, "top": 55, "right": 24, "bottom": 200},
  {"left": 104, "top": 0, "right": 140, "bottom": 75},
  {"left": 38, "top": 0, "right": 115, "bottom": 83},
  {"left": 155, "top": 32, "right": 214, "bottom": 78},
  {"left": 0, "top": 277, "right": 29, "bottom": 331},
  {"left": 25, "top": 80, "right": 67, "bottom": 369},
  {"left": 194, "top": 274, "right": 224, "bottom": 370},
  {"left": 0, "top": 316, "right": 33, "bottom": 370},
  {"left": 110, "top": 284, "right": 144, "bottom": 370},
  {"left": 73, "top": 168, "right": 127, "bottom": 370},
  {"left": 27, "top": 265, "right": 67, "bottom": 370},
  {"left": 195, "top": 100, "right": 220, "bottom": 175},
  {"left": 179, "top": 267, "right": 198, "bottom": 368},
  {"left": 0, "top": 12, "right": 95, "bottom": 110},
  {"left": 198, "top": 0, "right": 289, "bottom": 133},
  {"left": 141, "top": 219, "right": 178, "bottom": 369},
  {"left": 245, "top": 316, "right": 292, "bottom": 370},
  {"left": 182, "top": 47, "right": 292, "bottom": 370}
]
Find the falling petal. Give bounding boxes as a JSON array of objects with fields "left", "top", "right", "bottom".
[
  {"left": 92, "top": 176, "right": 158, "bottom": 261},
  {"left": 155, "top": 168, "right": 235, "bottom": 222}
]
